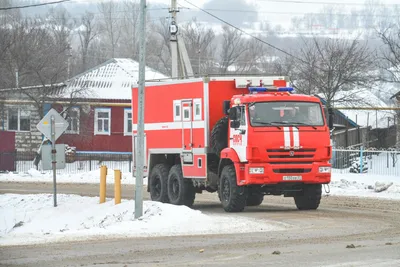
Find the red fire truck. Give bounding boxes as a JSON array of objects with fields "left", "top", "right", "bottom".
[{"left": 131, "top": 76, "right": 333, "bottom": 212}]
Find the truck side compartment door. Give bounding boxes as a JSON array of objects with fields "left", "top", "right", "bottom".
[{"left": 181, "top": 100, "right": 193, "bottom": 152}]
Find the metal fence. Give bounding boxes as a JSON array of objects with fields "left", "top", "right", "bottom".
[
  {"left": 332, "top": 148, "right": 400, "bottom": 177},
  {"left": 1, "top": 148, "right": 399, "bottom": 177},
  {"left": 0, "top": 151, "right": 133, "bottom": 174}
]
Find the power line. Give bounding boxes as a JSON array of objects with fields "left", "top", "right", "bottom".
[
  {"left": 182, "top": 0, "right": 312, "bottom": 66},
  {"left": 0, "top": 0, "right": 71, "bottom": 10}
]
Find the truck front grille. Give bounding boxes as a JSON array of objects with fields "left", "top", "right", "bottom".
[{"left": 267, "top": 148, "right": 316, "bottom": 159}]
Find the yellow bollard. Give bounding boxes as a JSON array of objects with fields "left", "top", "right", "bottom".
[
  {"left": 99, "top": 165, "right": 107, "bottom": 204},
  {"left": 114, "top": 169, "right": 121, "bottom": 205}
]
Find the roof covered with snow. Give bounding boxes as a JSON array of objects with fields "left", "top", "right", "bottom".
[
  {"left": 319, "top": 88, "right": 396, "bottom": 129},
  {"left": 63, "top": 58, "right": 169, "bottom": 100}
]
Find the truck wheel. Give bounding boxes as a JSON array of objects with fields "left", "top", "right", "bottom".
[
  {"left": 294, "top": 184, "right": 322, "bottom": 210},
  {"left": 246, "top": 193, "right": 264, "bottom": 206},
  {"left": 211, "top": 116, "right": 228, "bottom": 157},
  {"left": 167, "top": 164, "right": 196, "bottom": 207},
  {"left": 219, "top": 165, "right": 247, "bottom": 212},
  {"left": 149, "top": 163, "right": 170, "bottom": 203}
]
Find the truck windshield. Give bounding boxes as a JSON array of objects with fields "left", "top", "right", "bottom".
[{"left": 248, "top": 101, "right": 325, "bottom": 127}]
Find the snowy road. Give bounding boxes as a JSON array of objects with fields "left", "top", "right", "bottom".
[{"left": 1, "top": 181, "right": 400, "bottom": 266}]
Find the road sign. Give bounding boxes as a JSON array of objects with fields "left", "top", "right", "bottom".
[
  {"left": 36, "top": 108, "right": 69, "bottom": 141},
  {"left": 41, "top": 144, "right": 66, "bottom": 170},
  {"left": 36, "top": 108, "right": 69, "bottom": 208}
]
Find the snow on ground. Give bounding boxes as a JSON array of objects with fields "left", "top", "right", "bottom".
[
  {"left": 326, "top": 173, "right": 400, "bottom": 200},
  {"left": 0, "top": 194, "right": 288, "bottom": 247},
  {"left": 1, "top": 168, "right": 400, "bottom": 200},
  {"left": 0, "top": 168, "right": 147, "bottom": 185}
]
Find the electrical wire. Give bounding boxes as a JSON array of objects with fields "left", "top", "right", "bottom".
[{"left": 0, "top": 0, "right": 71, "bottom": 10}]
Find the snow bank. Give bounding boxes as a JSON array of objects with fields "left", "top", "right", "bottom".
[
  {"left": 0, "top": 194, "right": 286, "bottom": 246},
  {"left": 0, "top": 168, "right": 147, "bottom": 185},
  {"left": 327, "top": 173, "right": 400, "bottom": 200}
]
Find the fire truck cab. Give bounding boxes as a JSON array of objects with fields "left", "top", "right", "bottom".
[{"left": 131, "top": 76, "right": 333, "bottom": 212}]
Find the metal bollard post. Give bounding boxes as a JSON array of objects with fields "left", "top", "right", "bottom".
[
  {"left": 114, "top": 169, "right": 121, "bottom": 205},
  {"left": 100, "top": 165, "right": 107, "bottom": 203}
]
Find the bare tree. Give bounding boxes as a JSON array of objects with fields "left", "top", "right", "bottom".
[
  {"left": 180, "top": 18, "right": 216, "bottom": 76},
  {"left": 119, "top": 0, "right": 140, "bottom": 60},
  {"left": 377, "top": 20, "right": 400, "bottom": 148},
  {"left": 75, "top": 11, "right": 99, "bottom": 72},
  {"left": 234, "top": 37, "right": 267, "bottom": 74},
  {"left": 377, "top": 23, "right": 400, "bottom": 84},
  {"left": 279, "top": 36, "right": 376, "bottom": 109},
  {"left": 218, "top": 25, "right": 248, "bottom": 74},
  {"left": 97, "top": 0, "right": 122, "bottom": 58}
]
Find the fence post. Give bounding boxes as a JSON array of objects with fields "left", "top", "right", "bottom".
[
  {"left": 129, "top": 154, "right": 132, "bottom": 173},
  {"left": 114, "top": 169, "right": 121, "bottom": 205},
  {"left": 359, "top": 146, "right": 364, "bottom": 173},
  {"left": 89, "top": 155, "right": 92, "bottom": 171},
  {"left": 99, "top": 165, "right": 107, "bottom": 203}
]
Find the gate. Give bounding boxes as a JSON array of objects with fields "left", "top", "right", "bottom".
[{"left": 0, "top": 131, "right": 16, "bottom": 171}]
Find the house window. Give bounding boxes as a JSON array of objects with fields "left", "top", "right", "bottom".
[
  {"left": 65, "top": 107, "right": 80, "bottom": 134},
  {"left": 8, "top": 108, "right": 30, "bottom": 132},
  {"left": 193, "top": 98, "right": 202, "bottom": 121},
  {"left": 94, "top": 108, "right": 111, "bottom": 135},
  {"left": 173, "top": 100, "right": 181, "bottom": 121},
  {"left": 124, "top": 108, "right": 132, "bottom": 136}
]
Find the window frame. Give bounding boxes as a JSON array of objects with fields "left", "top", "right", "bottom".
[
  {"left": 182, "top": 105, "right": 191, "bottom": 121},
  {"left": 124, "top": 108, "right": 133, "bottom": 136},
  {"left": 173, "top": 100, "right": 181, "bottom": 121},
  {"left": 94, "top": 107, "right": 111, "bottom": 135},
  {"left": 193, "top": 98, "right": 202, "bottom": 121},
  {"left": 65, "top": 107, "right": 80, "bottom": 135},
  {"left": 7, "top": 107, "right": 31, "bottom": 132}
]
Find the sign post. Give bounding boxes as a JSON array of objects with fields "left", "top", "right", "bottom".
[{"left": 36, "top": 108, "right": 69, "bottom": 207}]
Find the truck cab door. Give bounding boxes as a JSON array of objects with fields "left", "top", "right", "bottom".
[{"left": 229, "top": 105, "right": 248, "bottom": 162}]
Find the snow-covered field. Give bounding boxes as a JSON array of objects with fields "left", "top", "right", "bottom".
[{"left": 0, "top": 194, "right": 288, "bottom": 247}]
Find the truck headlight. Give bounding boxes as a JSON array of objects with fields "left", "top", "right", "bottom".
[
  {"left": 319, "top": 167, "right": 331, "bottom": 173},
  {"left": 249, "top": 167, "right": 264, "bottom": 174}
]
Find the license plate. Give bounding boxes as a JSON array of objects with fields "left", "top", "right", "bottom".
[{"left": 283, "top": 175, "right": 302, "bottom": 181}]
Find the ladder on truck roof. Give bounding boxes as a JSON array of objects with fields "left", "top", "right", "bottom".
[{"left": 234, "top": 76, "right": 288, "bottom": 88}]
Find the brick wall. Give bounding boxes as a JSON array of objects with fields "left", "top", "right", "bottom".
[{"left": 3, "top": 103, "right": 42, "bottom": 153}]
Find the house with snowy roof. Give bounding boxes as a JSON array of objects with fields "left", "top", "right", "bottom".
[
  {"left": 0, "top": 58, "right": 169, "bottom": 154},
  {"left": 53, "top": 58, "right": 169, "bottom": 152},
  {"left": 317, "top": 88, "right": 397, "bottom": 148}
]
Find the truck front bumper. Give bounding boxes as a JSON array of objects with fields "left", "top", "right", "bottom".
[{"left": 237, "top": 162, "right": 331, "bottom": 186}]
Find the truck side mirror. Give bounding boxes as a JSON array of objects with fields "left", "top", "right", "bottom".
[
  {"left": 229, "top": 107, "right": 239, "bottom": 120},
  {"left": 328, "top": 108, "right": 334, "bottom": 130},
  {"left": 230, "top": 120, "right": 240, "bottom": 129},
  {"left": 223, "top": 100, "right": 230, "bottom": 115}
]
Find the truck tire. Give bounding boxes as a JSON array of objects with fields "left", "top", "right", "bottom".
[
  {"left": 246, "top": 193, "right": 264, "bottom": 206},
  {"left": 294, "top": 184, "right": 322, "bottom": 210},
  {"left": 149, "top": 163, "right": 170, "bottom": 203},
  {"left": 219, "top": 165, "right": 247, "bottom": 212},
  {"left": 167, "top": 164, "right": 196, "bottom": 207},
  {"left": 211, "top": 116, "right": 228, "bottom": 158}
]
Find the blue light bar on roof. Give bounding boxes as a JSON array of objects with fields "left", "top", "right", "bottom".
[
  {"left": 278, "top": 87, "right": 294, "bottom": 92},
  {"left": 248, "top": 86, "right": 294, "bottom": 93},
  {"left": 248, "top": 87, "right": 268, "bottom": 93}
]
